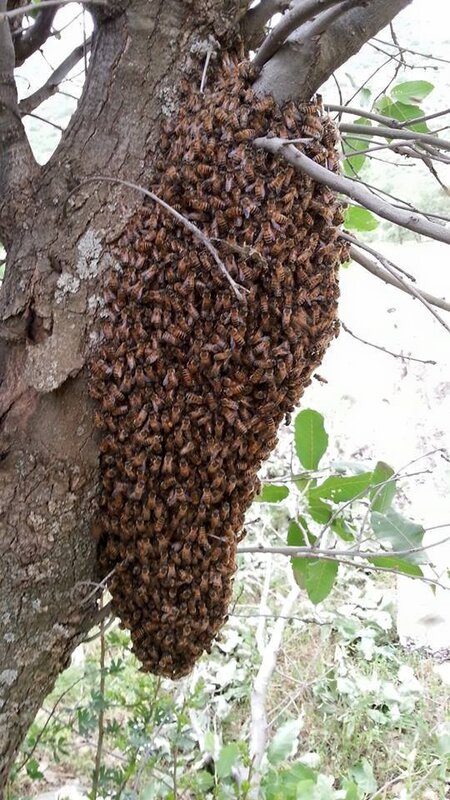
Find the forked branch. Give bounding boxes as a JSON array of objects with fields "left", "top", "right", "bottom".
[
  {"left": 14, "top": 0, "right": 57, "bottom": 65},
  {"left": 19, "top": 37, "right": 92, "bottom": 115},
  {"left": 252, "top": 0, "right": 356, "bottom": 71}
]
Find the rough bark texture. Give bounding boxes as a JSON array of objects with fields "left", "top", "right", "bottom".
[
  {"left": 0, "top": 0, "right": 413, "bottom": 787},
  {"left": 253, "top": 0, "right": 412, "bottom": 103}
]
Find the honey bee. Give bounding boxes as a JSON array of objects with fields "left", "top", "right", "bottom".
[
  {"left": 255, "top": 96, "right": 274, "bottom": 113},
  {"left": 261, "top": 221, "right": 274, "bottom": 243}
]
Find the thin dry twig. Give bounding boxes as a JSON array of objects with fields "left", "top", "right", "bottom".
[
  {"left": 348, "top": 245, "right": 450, "bottom": 315},
  {"left": 341, "top": 321, "right": 437, "bottom": 366},
  {"left": 338, "top": 122, "right": 450, "bottom": 153},
  {"left": 64, "top": 176, "right": 247, "bottom": 300},
  {"left": 92, "top": 608, "right": 106, "bottom": 800},
  {"left": 16, "top": 677, "right": 84, "bottom": 773},
  {"left": 40, "top": 40, "right": 94, "bottom": 113},
  {"left": 0, "top": 0, "right": 106, "bottom": 20},
  {"left": 341, "top": 234, "right": 450, "bottom": 334}
]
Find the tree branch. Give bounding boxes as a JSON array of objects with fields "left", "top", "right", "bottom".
[
  {"left": 253, "top": 137, "right": 450, "bottom": 245},
  {"left": 0, "top": 0, "right": 37, "bottom": 244},
  {"left": 0, "top": 0, "right": 105, "bottom": 21},
  {"left": 14, "top": 0, "right": 57, "bottom": 66},
  {"left": 242, "top": 0, "right": 291, "bottom": 49},
  {"left": 19, "top": 36, "right": 92, "bottom": 115},
  {"left": 252, "top": 0, "right": 412, "bottom": 104},
  {"left": 338, "top": 122, "right": 450, "bottom": 153},
  {"left": 248, "top": 585, "right": 300, "bottom": 799},
  {"left": 348, "top": 245, "right": 450, "bottom": 315},
  {"left": 252, "top": 0, "right": 351, "bottom": 71},
  {"left": 341, "top": 321, "right": 437, "bottom": 366},
  {"left": 342, "top": 235, "right": 450, "bottom": 334}
]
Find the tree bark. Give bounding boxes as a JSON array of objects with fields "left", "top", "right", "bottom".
[{"left": 0, "top": 0, "right": 415, "bottom": 787}]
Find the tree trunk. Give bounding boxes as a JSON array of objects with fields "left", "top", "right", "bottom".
[{"left": 0, "top": 0, "right": 411, "bottom": 788}]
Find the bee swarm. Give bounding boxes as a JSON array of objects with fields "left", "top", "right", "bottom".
[{"left": 89, "top": 54, "right": 349, "bottom": 679}]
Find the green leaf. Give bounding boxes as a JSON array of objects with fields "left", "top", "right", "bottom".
[
  {"left": 311, "top": 472, "right": 373, "bottom": 503},
  {"left": 288, "top": 519, "right": 314, "bottom": 589},
  {"left": 359, "top": 88, "right": 371, "bottom": 108},
  {"left": 371, "top": 510, "right": 426, "bottom": 563},
  {"left": 331, "top": 517, "right": 355, "bottom": 543},
  {"left": 343, "top": 118, "right": 371, "bottom": 176},
  {"left": 375, "top": 96, "right": 429, "bottom": 132},
  {"left": 370, "top": 462, "right": 396, "bottom": 513},
  {"left": 267, "top": 718, "right": 302, "bottom": 765},
  {"left": 26, "top": 758, "right": 44, "bottom": 780},
  {"left": 348, "top": 759, "right": 377, "bottom": 793},
  {"left": 308, "top": 493, "right": 332, "bottom": 524},
  {"left": 255, "top": 483, "right": 290, "bottom": 503},
  {"left": 216, "top": 742, "right": 240, "bottom": 778},
  {"left": 344, "top": 205, "right": 378, "bottom": 232},
  {"left": 195, "top": 771, "right": 216, "bottom": 791},
  {"left": 295, "top": 409, "right": 328, "bottom": 470},
  {"left": 303, "top": 559, "right": 339, "bottom": 605},
  {"left": 391, "top": 80, "right": 434, "bottom": 104},
  {"left": 368, "top": 556, "right": 423, "bottom": 577}
]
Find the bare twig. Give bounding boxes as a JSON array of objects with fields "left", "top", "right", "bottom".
[
  {"left": 253, "top": 136, "right": 450, "bottom": 245},
  {"left": 239, "top": 532, "right": 450, "bottom": 562},
  {"left": 0, "top": 0, "right": 106, "bottom": 21},
  {"left": 238, "top": 548, "right": 448, "bottom": 590},
  {"left": 248, "top": 585, "right": 300, "bottom": 799},
  {"left": 16, "top": 677, "right": 84, "bottom": 772},
  {"left": 341, "top": 234, "right": 450, "bottom": 334},
  {"left": 64, "top": 176, "right": 247, "bottom": 300},
  {"left": 341, "top": 321, "right": 437, "bottom": 366},
  {"left": 19, "top": 37, "right": 92, "bottom": 115},
  {"left": 14, "top": 0, "right": 57, "bottom": 66},
  {"left": 373, "top": 37, "right": 450, "bottom": 66},
  {"left": 349, "top": 245, "right": 450, "bottom": 315},
  {"left": 252, "top": 0, "right": 348, "bottom": 71},
  {"left": 399, "top": 107, "right": 450, "bottom": 128},
  {"left": 338, "top": 122, "right": 450, "bottom": 153},
  {"left": 326, "top": 103, "right": 403, "bottom": 127},
  {"left": 92, "top": 610, "right": 106, "bottom": 800}
]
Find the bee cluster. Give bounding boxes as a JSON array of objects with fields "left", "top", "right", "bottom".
[{"left": 89, "top": 53, "right": 349, "bottom": 679}]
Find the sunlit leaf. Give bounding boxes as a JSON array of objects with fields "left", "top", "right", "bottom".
[
  {"left": 344, "top": 205, "right": 378, "bottom": 231},
  {"left": 311, "top": 472, "right": 373, "bottom": 503},
  {"left": 267, "top": 718, "right": 303, "bottom": 765},
  {"left": 370, "top": 510, "right": 426, "bottom": 563},
  {"left": 303, "top": 559, "right": 339, "bottom": 605},
  {"left": 255, "top": 483, "right": 290, "bottom": 503},
  {"left": 391, "top": 80, "right": 434, "bottom": 104},
  {"left": 368, "top": 556, "right": 423, "bottom": 577},
  {"left": 295, "top": 409, "right": 328, "bottom": 470},
  {"left": 216, "top": 742, "right": 240, "bottom": 778},
  {"left": 370, "top": 462, "right": 396, "bottom": 513},
  {"left": 343, "top": 117, "right": 371, "bottom": 176},
  {"left": 348, "top": 759, "right": 377, "bottom": 793},
  {"left": 308, "top": 493, "right": 332, "bottom": 524},
  {"left": 331, "top": 517, "right": 355, "bottom": 542},
  {"left": 375, "top": 96, "right": 429, "bottom": 132}
]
